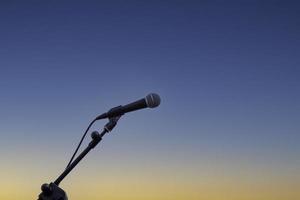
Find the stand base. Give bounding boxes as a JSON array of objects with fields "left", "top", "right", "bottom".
[{"left": 38, "top": 183, "right": 68, "bottom": 200}]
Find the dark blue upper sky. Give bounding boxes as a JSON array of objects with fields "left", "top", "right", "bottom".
[{"left": 0, "top": 1, "right": 299, "bottom": 175}]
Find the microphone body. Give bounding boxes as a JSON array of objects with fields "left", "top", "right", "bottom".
[{"left": 96, "top": 93, "right": 160, "bottom": 120}]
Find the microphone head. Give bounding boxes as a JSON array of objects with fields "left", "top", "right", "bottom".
[{"left": 145, "top": 93, "right": 161, "bottom": 108}]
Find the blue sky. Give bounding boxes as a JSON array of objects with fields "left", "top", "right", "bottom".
[{"left": 0, "top": 1, "right": 299, "bottom": 199}]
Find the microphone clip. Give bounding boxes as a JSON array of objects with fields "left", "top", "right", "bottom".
[{"left": 104, "top": 115, "right": 121, "bottom": 132}]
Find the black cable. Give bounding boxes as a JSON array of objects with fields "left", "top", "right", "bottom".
[{"left": 65, "top": 118, "right": 98, "bottom": 169}]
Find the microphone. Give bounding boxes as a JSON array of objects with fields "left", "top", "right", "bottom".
[{"left": 96, "top": 93, "right": 161, "bottom": 120}]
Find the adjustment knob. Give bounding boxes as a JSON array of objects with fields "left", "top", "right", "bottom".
[{"left": 41, "top": 183, "right": 52, "bottom": 196}]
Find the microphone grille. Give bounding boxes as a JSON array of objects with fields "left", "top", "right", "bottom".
[{"left": 145, "top": 93, "right": 161, "bottom": 108}]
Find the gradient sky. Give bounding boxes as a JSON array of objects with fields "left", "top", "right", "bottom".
[{"left": 0, "top": 1, "right": 299, "bottom": 200}]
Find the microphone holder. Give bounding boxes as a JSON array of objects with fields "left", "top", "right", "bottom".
[{"left": 38, "top": 116, "right": 121, "bottom": 200}]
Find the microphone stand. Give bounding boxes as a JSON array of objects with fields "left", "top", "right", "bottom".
[{"left": 38, "top": 116, "right": 120, "bottom": 200}]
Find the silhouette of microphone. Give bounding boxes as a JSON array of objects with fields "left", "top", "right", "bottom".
[{"left": 96, "top": 93, "right": 161, "bottom": 120}]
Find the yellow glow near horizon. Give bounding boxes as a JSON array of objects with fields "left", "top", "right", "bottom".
[{"left": 1, "top": 160, "right": 299, "bottom": 200}]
